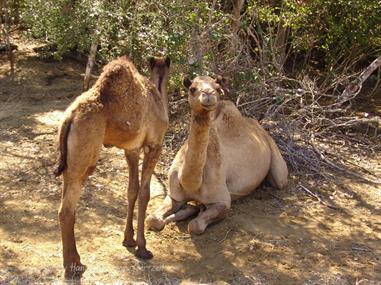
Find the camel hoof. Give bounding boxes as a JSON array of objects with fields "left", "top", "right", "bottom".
[
  {"left": 135, "top": 248, "right": 153, "bottom": 260},
  {"left": 188, "top": 219, "right": 205, "bottom": 235},
  {"left": 122, "top": 238, "right": 137, "bottom": 248},
  {"left": 146, "top": 215, "right": 165, "bottom": 231},
  {"left": 64, "top": 262, "right": 87, "bottom": 280}
]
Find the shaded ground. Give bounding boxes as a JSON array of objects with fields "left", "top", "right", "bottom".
[{"left": 0, "top": 35, "right": 380, "bottom": 284}]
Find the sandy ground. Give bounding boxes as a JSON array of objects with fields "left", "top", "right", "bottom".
[{"left": 0, "top": 35, "right": 380, "bottom": 284}]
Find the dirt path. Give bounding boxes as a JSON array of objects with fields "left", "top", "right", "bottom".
[{"left": 0, "top": 35, "right": 380, "bottom": 284}]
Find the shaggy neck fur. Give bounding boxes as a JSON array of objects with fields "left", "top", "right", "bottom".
[{"left": 179, "top": 110, "right": 212, "bottom": 192}]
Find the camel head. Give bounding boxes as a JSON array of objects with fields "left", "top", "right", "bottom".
[
  {"left": 148, "top": 56, "right": 171, "bottom": 96},
  {"left": 183, "top": 75, "right": 226, "bottom": 113}
]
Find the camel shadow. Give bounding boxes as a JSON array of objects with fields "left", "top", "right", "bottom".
[{"left": 118, "top": 180, "right": 380, "bottom": 284}]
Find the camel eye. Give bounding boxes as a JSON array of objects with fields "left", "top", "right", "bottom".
[
  {"left": 190, "top": 87, "right": 197, "bottom": 94},
  {"left": 216, "top": 88, "right": 224, "bottom": 95}
]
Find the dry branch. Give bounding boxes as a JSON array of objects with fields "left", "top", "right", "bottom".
[
  {"left": 299, "top": 184, "right": 339, "bottom": 210},
  {"left": 340, "top": 55, "right": 381, "bottom": 103},
  {"left": 231, "top": 54, "right": 380, "bottom": 189}
]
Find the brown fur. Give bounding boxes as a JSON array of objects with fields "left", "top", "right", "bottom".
[
  {"left": 56, "top": 56, "right": 170, "bottom": 279},
  {"left": 147, "top": 75, "right": 288, "bottom": 235}
]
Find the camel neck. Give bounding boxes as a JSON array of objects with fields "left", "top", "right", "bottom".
[
  {"left": 179, "top": 112, "right": 212, "bottom": 192},
  {"left": 152, "top": 74, "right": 169, "bottom": 115}
]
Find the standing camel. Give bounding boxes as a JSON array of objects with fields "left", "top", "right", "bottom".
[
  {"left": 147, "top": 75, "right": 288, "bottom": 235},
  {"left": 54, "top": 56, "right": 170, "bottom": 278}
]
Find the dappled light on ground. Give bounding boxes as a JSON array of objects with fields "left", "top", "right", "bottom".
[{"left": 0, "top": 34, "right": 380, "bottom": 285}]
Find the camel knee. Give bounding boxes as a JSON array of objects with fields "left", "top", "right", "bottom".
[
  {"left": 58, "top": 207, "right": 75, "bottom": 225},
  {"left": 188, "top": 203, "right": 229, "bottom": 235},
  {"left": 188, "top": 219, "right": 206, "bottom": 235},
  {"left": 128, "top": 186, "right": 138, "bottom": 202},
  {"left": 139, "top": 193, "right": 150, "bottom": 205},
  {"left": 217, "top": 204, "right": 229, "bottom": 217},
  {"left": 58, "top": 187, "right": 80, "bottom": 226},
  {"left": 146, "top": 215, "right": 165, "bottom": 231},
  {"left": 208, "top": 203, "right": 229, "bottom": 220},
  {"left": 138, "top": 186, "right": 150, "bottom": 206}
]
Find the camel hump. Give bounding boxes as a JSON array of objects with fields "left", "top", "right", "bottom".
[{"left": 96, "top": 56, "right": 138, "bottom": 104}]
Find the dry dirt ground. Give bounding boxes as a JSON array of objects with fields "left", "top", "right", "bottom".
[{"left": 0, "top": 35, "right": 380, "bottom": 285}]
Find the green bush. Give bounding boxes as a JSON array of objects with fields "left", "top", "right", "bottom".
[
  {"left": 19, "top": 0, "right": 381, "bottom": 80},
  {"left": 245, "top": 0, "right": 381, "bottom": 69}
]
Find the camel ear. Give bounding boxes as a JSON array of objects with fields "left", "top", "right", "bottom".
[
  {"left": 148, "top": 57, "right": 156, "bottom": 70},
  {"left": 183, "top": 77, "right": 192, "bottom": 89},
  {"left": 165, "top": 56, "right": 171, "bottom": 67},
  {"left": 215, "top": 75, "right": 227, "bottom": 86}
]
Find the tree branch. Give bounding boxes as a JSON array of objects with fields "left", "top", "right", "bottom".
[{"left": 340, "top": 55, "right": 381, "bottom": 103}]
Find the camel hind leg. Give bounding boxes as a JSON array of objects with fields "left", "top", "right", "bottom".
[
  {"left": 58, "top": 116, "right": 105, "bottom": 278},
  {"left": 246, "top": 117, "right": 288, "bottom": 190},
  {"left": 265, "top": 134, "right": 288, "bottom": 189}
]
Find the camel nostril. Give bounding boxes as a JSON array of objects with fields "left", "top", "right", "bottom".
[{"left": 200, "top": 93, "right": 214, "bottom": 106}]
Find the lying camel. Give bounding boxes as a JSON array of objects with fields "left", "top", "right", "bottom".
[
  {"left": 54, "top": 56, "right": 170, "bottom": 278},
  {"left": 147, "top": 75, "right": 288, "bottom": 235}
]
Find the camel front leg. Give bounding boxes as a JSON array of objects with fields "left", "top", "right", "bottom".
[
  {"left": 188, "top": 203, "right": 229, "bottom": 235},
  {"left": 147, "top": 196, "right": 192, "bottom": 231},
  {"left": 123, "top": 150, "right": 139, "bottom": 248},
  {"left": 135, "top": 145, "right": 161, "bottom": 259},
  {"left": 164, "top": 204, "right": 200, "bottom": 224}
]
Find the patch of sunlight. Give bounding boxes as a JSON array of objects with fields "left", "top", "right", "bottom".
[{"left": 34, "top": 110, "right": 64, "bottom": 126}]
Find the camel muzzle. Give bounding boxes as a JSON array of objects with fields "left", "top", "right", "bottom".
[{"left": 199, "top": 93, "right": 217, "bottom": 109}]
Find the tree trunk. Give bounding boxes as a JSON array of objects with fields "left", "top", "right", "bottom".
[
  {"left": 83, "top": 40, "right": 98, "bottom": 92},
  {"left": 1, "top": 0, "right": 15, "bottom": 75},
  {"left": 230, "top": 0, "right": 245, "bottom": 54},
  {"left": 273, "top": 22, "right": 288, "bottom": 72},
  {"left": 231, "top": 0, "right": 244, "bottom": 35}
]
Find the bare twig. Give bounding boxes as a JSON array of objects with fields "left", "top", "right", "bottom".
[
  {"left": 299, "top": 184, "right": 339, "bottom": 210},
  {"left": 218, "top": 228, "right": 233, "bottom": 244},
  {"left": 351, "top": 245, "right": 372, "bottom": 252}
]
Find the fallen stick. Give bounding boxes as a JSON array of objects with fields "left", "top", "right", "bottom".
[
  {"left": 299, "top": 184, "right": 339, "bottom": 210},
  {"left": 310, "top": 141, "right": 381, "bottom": 185},
  {"left": 351, "top": 246, "right": 371, "bottom": 252},
  {"left": 320, "top": 153, "right": 381, "bottom": 185},
  {"left": 218, "top": 228, "right": 233, "bottom": 244}
]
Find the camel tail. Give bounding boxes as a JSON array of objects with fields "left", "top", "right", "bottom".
[{"left": 54, "top": 116, "right": 72, "bottom": 177}]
